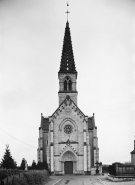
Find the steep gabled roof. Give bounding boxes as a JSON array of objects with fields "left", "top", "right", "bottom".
[
  {"left": 88, "top": 114, "right": 95, "bottom": 130},
  {"left": 131, "top": 150, "right": 135, "bottom": 154},
  {"left": 131, "top": 140, "right": 135, "bottom": 154},
  {"left": 40, "top": 114, "right": 49, "bottom": 131},
  {"left": 51, "top": 95, "right": 85, "bottom": 119},
  {"left": 59, "top": 21, "right": 77, "bottom": 74}
]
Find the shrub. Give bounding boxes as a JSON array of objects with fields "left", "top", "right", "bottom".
[
  {"left": 3, "top": 170, "right": 49, "bottom": 185},
  {"left": 0, "top": 169, "right": 19, "bottom": 181}
]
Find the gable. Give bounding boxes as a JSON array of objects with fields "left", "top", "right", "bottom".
[
  {"left": 51, "top": 95, "right": 86, "bottom": 123},
  {"left": 60, "top": 141, "right": 78, "bottom": 157}
]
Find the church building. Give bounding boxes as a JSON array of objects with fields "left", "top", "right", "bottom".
[{"left": 37, "top": 20, "right": 99, "bottom": 175}]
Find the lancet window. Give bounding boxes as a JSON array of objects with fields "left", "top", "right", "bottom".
[{"left": 64, "top": 76, "right": 72, "bottom": 91}]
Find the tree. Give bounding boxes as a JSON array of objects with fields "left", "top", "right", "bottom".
[
  {"left": 31, "top": 160, "right": 36, "bottom": 169},
  {"left": 20, "top": 158, "right": 26, "bottom": 170},
  {"left": 124, "top": 161, "right": 131, "bottom": 165},
  {"left": 36, "top": 160, "right": 48, "bottom": 170},
  {"left": 0, "top": 144, "right": 17, "bottom": 169}
]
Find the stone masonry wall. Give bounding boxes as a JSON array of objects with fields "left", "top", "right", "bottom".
[{"left": 52, "top": 99, "right": 85, "bottom": 172}]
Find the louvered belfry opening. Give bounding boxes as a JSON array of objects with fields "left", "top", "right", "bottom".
[{"left": 59, "top": 21, "right": 77, "bottom": 74}]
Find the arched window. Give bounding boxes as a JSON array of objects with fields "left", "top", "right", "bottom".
[
  {"left": 64, "top": 80, "right": 67, "bottom": 91},
  {"left": 64, "top": 76, "right": 72, "bottom": 91},
  {"left": 69, "top": 80, "right": 72, "bottom": 91}
]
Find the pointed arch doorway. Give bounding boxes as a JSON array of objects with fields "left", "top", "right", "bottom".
[{"left": 62, "top": 151, "right": 76, "bottom": 174}]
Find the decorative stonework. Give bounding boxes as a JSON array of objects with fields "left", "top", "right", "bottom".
[
  {"left": 65, "top": 107, "right": 71, "bottom": 114},
  {"left": 64, "top": 125, "right": 73, "bottom": 134},
  {"left": 64, "top": 152, "right": 74, "bottom": 161},
  {"left": 59, "top": 118, "right": 77, "bottom": 132}
]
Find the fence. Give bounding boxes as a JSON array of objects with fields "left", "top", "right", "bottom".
[{"left": 108, "top": 163, "right": 135, "bottom": 177}]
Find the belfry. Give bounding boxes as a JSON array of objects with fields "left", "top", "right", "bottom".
[{"left": 37, "top": 13, "right": 100, "bottom": 175}]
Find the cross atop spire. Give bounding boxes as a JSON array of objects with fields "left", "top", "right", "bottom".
[{"left": 65, "top": 2, "right": 70, "bottom": 21}]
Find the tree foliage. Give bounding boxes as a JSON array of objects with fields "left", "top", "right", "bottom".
[
  {"left": 0, "top": 145, "right": 17, "bottom": 169},
  {"left": 20, "top": 158, "right": 26, "bottom": 170},
  {"left": 36, "top": 160, "right": 48, "bottom": 170},
  {"left": 28, "top": 160, "right": 48, "bottom": 170},
  {"left": 31, "top": 160, "right": 36, "bottom": 170}
]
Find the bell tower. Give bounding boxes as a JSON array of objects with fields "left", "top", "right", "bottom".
[{"left": 58, "top": 21, "right": 78, "bottom": 105}]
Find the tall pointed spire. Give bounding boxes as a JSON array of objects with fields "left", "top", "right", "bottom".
[
  {"left": 58, "top": 5, "right": 78, "bottom": 105},
  {"left": 59, "top": 21, "right": 77, "bottom": 74}
]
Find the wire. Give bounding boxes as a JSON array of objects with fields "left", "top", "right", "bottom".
[
  {"left": 0, "top": 127, "right": 37, "bottom": 148},
  {"left": 92, "top": 100, "right": 135, "bottom": 109},
  {"left": 102, "top": 154, "right": 130, "bottom": 164},
  {"left": 95, "top": 104, "right": 134, "bottom": 114}
]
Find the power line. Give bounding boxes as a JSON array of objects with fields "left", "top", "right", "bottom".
[
  {"left": 0, "top": 127, "right": 37, "bottom": 148},
  {"left": 95, "top": 104, "right": 134, "bottom": 114},
  {"left": 0, "top": 102, "right": 134, "bottom": 127},
  {"left": 92, "top": 100, "right": 135, "bottom": 109},
  {"left": 102, "top": 154, "right": 130, "bottom": 164}
]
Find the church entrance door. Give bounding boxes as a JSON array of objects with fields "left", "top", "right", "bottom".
[{"left": 64, "top": 161, "right": 73, "bottom": 174}]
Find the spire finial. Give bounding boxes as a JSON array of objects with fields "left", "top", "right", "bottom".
[{"left": 65, "top": 2, "right": 70, "bottom": 21}]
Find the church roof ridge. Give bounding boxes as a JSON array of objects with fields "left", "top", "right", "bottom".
[{"left": 59, "top": 21, "right": 77, "bottom": 74}]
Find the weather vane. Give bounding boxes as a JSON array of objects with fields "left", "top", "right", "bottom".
[{"left": 65, "top": 2, "right": 70, "bottom": 21}]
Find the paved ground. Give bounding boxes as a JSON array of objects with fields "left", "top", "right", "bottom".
[{"left": 45, "top": 174, "right": 135, "bottom": 185}]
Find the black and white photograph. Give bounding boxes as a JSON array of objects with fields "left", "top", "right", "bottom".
[{"left": 0, "top": 0, "right": 135, "bottom": 184}]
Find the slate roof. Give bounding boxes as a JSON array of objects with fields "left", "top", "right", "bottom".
[
  {"left": 131, "top": 141, "right": 135, "bottom": 154},
  {"left": 59, "top": 21, "right": 77, "bottom": 74},
  {"left": 88, "top": 114, "right": 95, "bottom": 130},
  {"left": 131, "top": 150, "right": 135, "bottom": 154},
  {"left": 131, "top": 140, "right": 135, "bottom": 154},
  {"left": 40, "top": 114, "right": 49, "bottom": 131}
]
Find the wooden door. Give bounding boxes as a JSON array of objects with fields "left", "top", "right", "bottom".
[{"left": 64, "top": 161, "right": 73, "bottom": 174}]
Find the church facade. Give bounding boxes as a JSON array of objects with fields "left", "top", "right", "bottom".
[{"left": 37, "top": 21, "right": 99, "bottom": 175}]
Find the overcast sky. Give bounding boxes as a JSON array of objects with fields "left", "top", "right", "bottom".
[{"left": 0, "top": 0, "right": 135, "bottom": 166}]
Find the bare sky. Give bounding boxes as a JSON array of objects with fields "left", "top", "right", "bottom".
[{"left": 0, "top": 0, "right": 135, "bottom": 166}]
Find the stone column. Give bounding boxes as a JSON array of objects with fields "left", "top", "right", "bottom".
[
  {"left": 40, "top": 150, "right": 43, "bottom": 162},
  {"left": 73, "top": 161, "right": 76, "bottom": 173},
  {"left": 83, "top": 121, "right": 87, "bottom": 172},
  {"left": 50, "top": 122, "right": 54, "bottom": 172},
  {"left": 87, "top": 144, "right": 91, "bottom": 171}
]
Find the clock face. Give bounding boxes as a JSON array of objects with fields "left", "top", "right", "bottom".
[{"left": 64, "top": 124, "right": 73, "bottom": 134}]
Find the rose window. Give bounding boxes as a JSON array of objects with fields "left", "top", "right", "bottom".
[{"left": 64, "top": 125, "right": 73, "bottom": 134}]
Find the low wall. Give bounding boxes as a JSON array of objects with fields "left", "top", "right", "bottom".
[{"left": 107, "top": 175, "right": 135, "bottom": 182}]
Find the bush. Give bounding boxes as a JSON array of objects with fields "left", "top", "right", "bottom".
[
  {"left": 0, "top": 169, "right": 19, "bottom": 181},
  {"left": 3, "top": 170, "right": 49, "bottom": 185}
]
